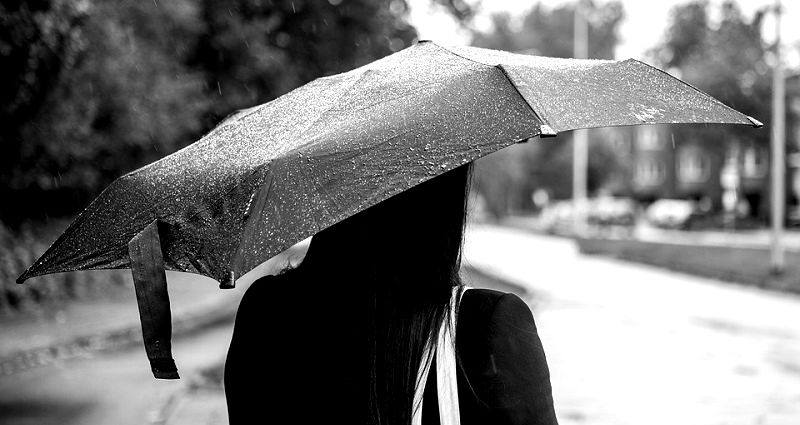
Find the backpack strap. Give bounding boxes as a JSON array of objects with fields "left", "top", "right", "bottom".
[
  {"left": 412, "top": 286, "right": 469, "bottom": 425},
  {"left": 128, "top": 220, "right": 179, "bottom": 379}
]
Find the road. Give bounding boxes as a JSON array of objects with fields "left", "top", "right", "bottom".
[
  {"left": 0, "top": 312, "right": 234, "bottom": 425},
  {"left": 463, "top": 224, "right": 800, "bottom": 425},
  {"left": 1, "top": 225, "right": 799, "bottom": 425}
]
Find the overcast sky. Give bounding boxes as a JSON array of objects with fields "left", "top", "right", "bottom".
[{"left": 408, "top": 0, "right": 800, "bottom": 65}]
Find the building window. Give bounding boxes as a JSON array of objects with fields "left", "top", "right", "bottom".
[
  {"left": 609, "top": 131, "right": 629, "bottom": 154},
  {"left": 636, "top": 126, "right": 664, "bottom": 150},
  {"left": 677, "top": 148, "right": 710, "bottom": 183},
  {"left": 636, "top": 158, "right": 666, "bottom": 185},
  {"left": 742, "top": 146, "right": 767, "bottom": 178}
]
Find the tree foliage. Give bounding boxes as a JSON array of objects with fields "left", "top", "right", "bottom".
[
  {"left": 192, "top": 0, "right": 417, "bottom": 125},
  {"left": 0, "top": 0, "right": 87, "bottom": 128},
  {"left": 2, "top": 0, "right": 211, "bottom": 222},
  {"left": 471, "top": 0, "right": 623, "bottom": 59},
  {"left": 649, "top": 0, "right": 771, "bottom": 121},
  {"left": 1, "top": 0, "right": 418, "bottom": 224}
]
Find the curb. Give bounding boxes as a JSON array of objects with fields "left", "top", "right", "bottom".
[
  {"left": 575, "top": 236, "right": 800, "bottom": 295},
  {"left": 0, "top": 294, "right": 241, "bottom": 377},
  {"left": 500, "top": 218, "right": 800, "bottom": 295}
]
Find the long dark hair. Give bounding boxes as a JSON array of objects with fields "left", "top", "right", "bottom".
[{"left": 293, "top": 163, "right": 472, "bottom": 425}]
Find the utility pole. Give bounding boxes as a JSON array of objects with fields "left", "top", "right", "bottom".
[
  {"left": 770, "top": 0, "right": 786, "bottom": 274},
  {"left": 572, "top": 0, "right": 589, "bottom": 237}
]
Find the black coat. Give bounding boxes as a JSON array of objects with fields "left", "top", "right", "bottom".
[{"left": 225, "top": 276, "right": 557, "bottom": 425}]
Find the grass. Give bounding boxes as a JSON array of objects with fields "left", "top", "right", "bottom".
[{"left": 576, "top": 237, "right": 800, "bottom": 295}]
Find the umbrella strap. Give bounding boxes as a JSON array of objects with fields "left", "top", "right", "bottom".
[{"left": 128, "top": 220, "right": 179, "bottom": 380}]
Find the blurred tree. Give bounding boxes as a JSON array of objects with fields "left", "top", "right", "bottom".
[
  {"left": 430, "top": 0, "right": 476, "bottom": 23},
  {"left": 651, "top": 0, "right": 708, "bottom": 68},
  {"left": 469, "top": 1, "right": 625, "bottom": 219},
  {"left": 0, "top": 0, "right": 87, "bottom": 132},
  {"left": 1, "top": 0, "right": 210, "bottom": 224},
  {"left": 191, "top": 0, "right": 417, "bottom": 126},
  {"left": 471, "top": 1, "right": 622, "bottom": 59},
  {"left": 650, "top": 0, "right": 770, "bottom": 121},
  {"left": 1, "top": 0, "right": 419, "bottom": 225}
]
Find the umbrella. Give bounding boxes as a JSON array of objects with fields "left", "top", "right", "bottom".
[{"left": 16, "top": 41, "right": 761, "bottom": 378}]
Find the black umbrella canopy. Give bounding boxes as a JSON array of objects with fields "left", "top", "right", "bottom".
[{"left": 18, "top": 41, "right": 760, "bottom": 288}]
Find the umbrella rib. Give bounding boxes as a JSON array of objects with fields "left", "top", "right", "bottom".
[
  {"left": 205, "top": 104, "right": 267, "bottom": 138},
  {"left": 178, "top": 166, "right": 267, "bottom": 225},
  {"left": 492, "top": 64, "right": 550, "bottom": 135},
  {"left": 625, "top": 59, "right": 762, "bottom": 128},
  {"left": 288, "top": 72, "right": 373, "bottom": 144},
  {"left": 347, "top": 81, "right": 442, "bottom": 113},
  {"left": 231, "top": 171, "right": 276, "bottom": 276},
  {"left": 433, "top": 43, "right": 550, "bottom": 136},
  {"left": 18, "top": 178, "right": 154, "bottom": 282},
  {"left": 49, "top": 164, "right": 269, "bottom": 282}
]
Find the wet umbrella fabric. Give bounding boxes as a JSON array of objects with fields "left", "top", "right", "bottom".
[{"left": 17, "top": 41, "right": 760, "bottom": 378}]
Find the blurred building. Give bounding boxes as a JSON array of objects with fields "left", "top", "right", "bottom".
[
  {"left": 789, "top": 72, "right": 800, "bottom": 224},
  {"left": 595, "top": 72, "right": 800, "bottom": 225},
  {"left": 597, "top": 122, "right": 772, "bottom": 221}
]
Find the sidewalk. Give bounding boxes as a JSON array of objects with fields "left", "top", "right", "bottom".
[
  {"left": 5, "top": 225, "right": 797, "bottom": 424},
  {"left": 0, "top": 243, "right": 308, "bottom": 376},
  {"left": 502, "top": 214, "right": 800, "bottom": 252},
  {"left": 634, "top": 223, "right": 800, "bottom": 252},
  {"left": 0, "top": 272, "right": 240, "bottom": 376},
  {"left": 463, "top": 225, "right": 800, "bottom": 425},
  {"left": 500, "top": 215, "right": 800, "bottom": 294}
]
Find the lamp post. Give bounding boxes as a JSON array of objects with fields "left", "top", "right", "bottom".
[
  {"left": 770, "top": 0, "right": 786, "bottom": 274},
  {"left": 572, "top": 0, "right": 589, "bottom": 237}
]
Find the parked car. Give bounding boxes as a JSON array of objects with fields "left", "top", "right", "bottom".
[
  {"left": 536, "top": 200, "right": 575, "bottom": 235},
  {"left": 645, "top": 199, "right": 701, "bottom": 229},
  {"left": 537, "top": 197, "right": 639, "bottom": 235},
  {"left": 587, "top": 196, "right": 639, "bottom": 228}
]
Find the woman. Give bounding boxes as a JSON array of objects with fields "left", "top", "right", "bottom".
[{"left": 224, "top": 164, "right": 557, "bottom": 425}]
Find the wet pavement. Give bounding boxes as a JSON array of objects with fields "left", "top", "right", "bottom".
[
  {"left": 464, "top": 224, "right": 800, "bottom": 425},
  {"left": 0, "top": 321, "right": 232, "bottom": 425},
  {"left": 2, "top": 224, "right": 799, "bottom": 424}
]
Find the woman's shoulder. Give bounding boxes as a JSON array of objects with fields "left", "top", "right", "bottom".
[
  {"left": 238, "top": 271, "right": 300, "bottom": 303},
  {"left": 459, "top": 288, "right": 534, "bottom": 333},
  {"left": 250, "top": 271, "right": 294, "bottom": 287},
  {"left": 461, "top": 288, "right": 529, "bottom": 316}
]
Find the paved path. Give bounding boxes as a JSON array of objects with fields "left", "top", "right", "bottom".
[
  {"left": 3, "top": 225, "right": 799, "bottom": 424},
  {"left": 0, "top": 319, "right": 232, "bottom": 425},
  {"left": 463, "top": 224, "right": 800, "bottom": 425},
  {"left": 0, "top": 245, "right": 307, "bottom": 425}
]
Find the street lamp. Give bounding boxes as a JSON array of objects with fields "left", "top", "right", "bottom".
[
  {"left": 770, "top": 0, "right": 786, "bottom": 274},
  {"left": 572, "top": 0, "right": 589, "bottom": 237}
]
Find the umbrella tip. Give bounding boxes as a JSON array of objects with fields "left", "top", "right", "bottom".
[
  {"left": 746, "top": 116, "right": 763, "bottom": 128},
  {"left": 16, "top": 271, "right": 30, "bottom": 285}
]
